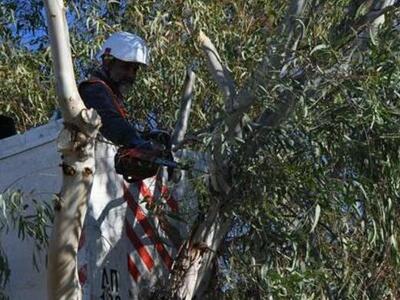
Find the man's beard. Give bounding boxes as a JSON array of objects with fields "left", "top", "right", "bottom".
[{"left": 118, "top": 80, "right": 133, "bottom": 97}]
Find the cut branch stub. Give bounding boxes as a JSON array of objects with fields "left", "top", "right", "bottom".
[{"left": 81, "top": 108, "right": 101, "bottom": 129}]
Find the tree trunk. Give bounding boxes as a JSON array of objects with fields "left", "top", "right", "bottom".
[
  {"left": 44, "top": 1, "right": 101, "bottom": 299},
  {"left": 169, "top": 203, "right": 231, "bottom": 299}
]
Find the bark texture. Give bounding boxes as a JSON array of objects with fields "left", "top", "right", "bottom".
[
  {"left": 44, "top": 1, "right": 101, "bottom": 299},
  {"left": 47, "top": 111, "right": 100, "bottom": 300}
]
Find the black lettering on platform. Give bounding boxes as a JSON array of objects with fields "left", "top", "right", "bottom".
[
  {"left": 111, "top": 269, "right": 119, "bottom": 292},
  {"left": 101, "top": 268, "right": 109, "bottom": 289},
  {"left": 100, "top": 268, "right": 120, "bottom": 299}
]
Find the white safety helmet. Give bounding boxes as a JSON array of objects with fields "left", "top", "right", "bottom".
[{"left": 97, "top": 31, "right": 149, "bottom": 65}]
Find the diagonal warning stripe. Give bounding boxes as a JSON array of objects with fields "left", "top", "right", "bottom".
[
  {"left": 139, "top": 181, "right": 179, "bottom": 212},
  {"left": 127, "top": 254, "right": 140, "bottom": 282},
  {"left": 125, "top": 218, "right": 155, "bottom": 271},
  {"left": 124, "top": 185, "right": 173, "bottom": 270},
  {"left": 136, "top": 181, "right": 181, "bottom": 249}
]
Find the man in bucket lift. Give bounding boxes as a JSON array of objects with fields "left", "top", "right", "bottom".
[{"left": 79, "top": 32, "right": 174, "bottom": 182}]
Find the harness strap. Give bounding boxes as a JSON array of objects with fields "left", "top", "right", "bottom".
[{"left": 79, "top": 78, "right": 128, "bottom": 118}]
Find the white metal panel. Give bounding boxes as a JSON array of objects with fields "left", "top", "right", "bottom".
[
  {"left": 0, "top": 120, "right": 200, "bottom": 299},
  {"left": 0, "top": 120, "right": 63, "bottom": 300}
]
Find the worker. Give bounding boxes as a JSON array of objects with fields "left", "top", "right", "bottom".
[
  {"left": 79, "top": 32, "right": 174, "bottom": 181},
  {"left": 78, "top": 31, "right": 157, "bottom": 150}
]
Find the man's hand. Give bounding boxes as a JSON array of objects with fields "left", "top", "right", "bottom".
[
  {"left": 145, "top": 129, "right": 171, "bottom": 151},
  {"left": 129, "top": 132, "right": 165, "bottom": 152},
  {"left": 135, "top": 140, "right": 165, "bottom": 152}
]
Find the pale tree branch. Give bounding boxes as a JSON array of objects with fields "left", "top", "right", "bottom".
[
  {"left": 169, "top": 202, "right": 231, "bottom": 300},
  {"left": 197, "top": 30, "right": 236, "bottom": 112},
  {"left": 236, "top": 0, "right": 306, "bottom": 133},
  {"left": 171, "top": 66, "right": 196, "bottom": 150},
  {"left": 196, "top": 30, "right": 237, "bottom": 192},
  {"left": 256, "top": 86, "right": 299, "bottom": 129},
  {"left": 167, "top": 29, "right": 234, "bottom": 297},
  {"left": 44, "top": 0, "right": 84, "bottom": 123},
  {"left": 198, "top": 22, "right": 303, "bottom": 192},
  {"left": 44, "top": 1, "right": 101, "bottom": 300},
  {"left": 355, "top": 0, "right": 399, "bottom": 29},
  {"left": 283, "top": 0, "right": 306, "bottom": 32},
  {"left": 167, "top": 2, "right": 309, "bottom": 299},
  {"left": 282, "top": 0, "right": 306, "bottom": 48},
  {"left": 221, "top": 0, "right": 307, "bottom": 137},
  {"left": 335, "top": 0, "right": 400, "bottom": 50}
]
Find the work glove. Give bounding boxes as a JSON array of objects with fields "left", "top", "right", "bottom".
[
  {"left": 145, "top": 129, "right": 175, "bottom": 180},
  {"left": 128, "top": 131, "right": 164, "bottom": 152},
  {"left": 146, "top": 129, "right": 171, "bottom": 150}
]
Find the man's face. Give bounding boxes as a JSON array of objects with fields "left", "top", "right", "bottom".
[{"left": 107, "top": 59, "right": 141, "bottom": 95}]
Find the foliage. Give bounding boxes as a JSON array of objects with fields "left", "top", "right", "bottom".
[
  {"left": 221, "top": 6, "right": 400, "bottom": 299},
  {"left": 0, "top": 190, "right": 53, "bottom": 298},
  {"left": 1, "top": 0, "right": 400, "bottom": 298}
]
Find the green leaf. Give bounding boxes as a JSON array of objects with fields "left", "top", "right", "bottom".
[
  {"left": 310, "top": 44, "right": 328, "bottom": 55},
  {"left": 310, "top": 204, "right": 321, "bottom": 233}
]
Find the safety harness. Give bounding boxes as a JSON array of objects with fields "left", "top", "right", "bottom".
[
  {"left": 79, "top": 78, "right": 128, "bottom": 118},
  {"left": 79, "top": 78, "right": 175, "bottom": 182}
]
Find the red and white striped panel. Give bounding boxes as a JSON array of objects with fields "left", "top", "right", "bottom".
[
  {"left": 77, "top": 142, "right": 194, "bottom": 299},
  {"left": 124, "top": 179, "right": 178, "bottom": 283},
  {"left": 77, "top": 175, "right": 184, "bottom": 298}
]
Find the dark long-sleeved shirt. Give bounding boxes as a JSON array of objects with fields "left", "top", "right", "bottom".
[{"left": 78, "top": 70, "right": 138, "bottom": 146}]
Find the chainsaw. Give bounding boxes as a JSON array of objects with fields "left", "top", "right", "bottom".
[{"left": 114, "top": 130, "right": 190, "bottom": 183}]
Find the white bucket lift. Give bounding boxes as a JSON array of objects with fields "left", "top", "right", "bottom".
[{"left": 0, "top": 119, "right": 200, "bottom": 299}]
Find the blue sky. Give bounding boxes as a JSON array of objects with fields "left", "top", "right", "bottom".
[{"left": 4, "top": 0, "right": 123, "bottom": 51}]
